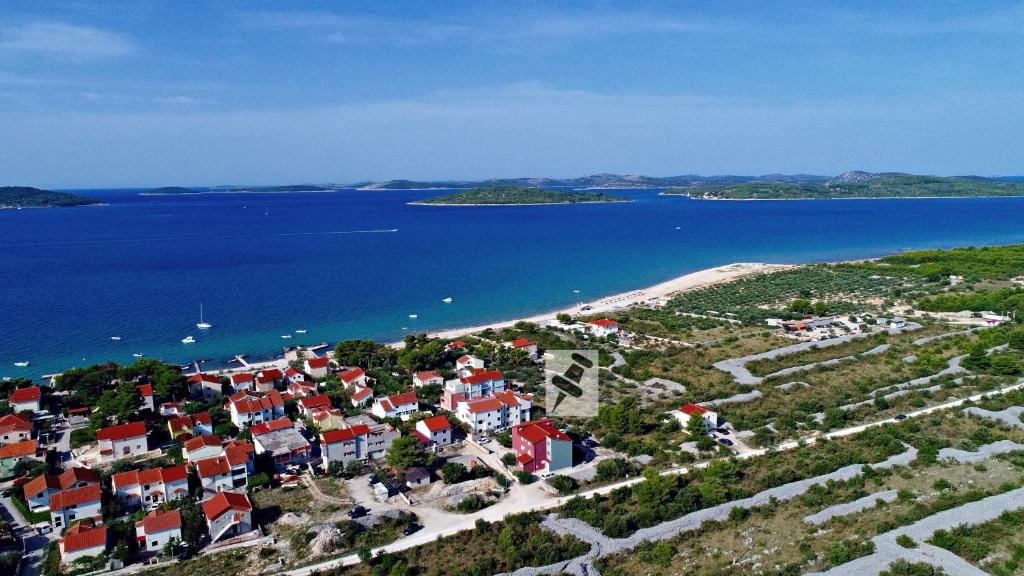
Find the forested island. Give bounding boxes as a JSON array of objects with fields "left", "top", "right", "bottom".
[
  {"left": 410, "top": 185, "right": 631, "bottom": 205},
  {"left": 669, "top": 172, "right": 1024, "bottom": 200},
  {"left": 0, "top": 186, "right": 101, "bottom": 208}
]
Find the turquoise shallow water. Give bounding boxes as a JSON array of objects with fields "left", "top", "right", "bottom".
[{"left": 2, "top": 188, "right": 1023, "bottom": 378}]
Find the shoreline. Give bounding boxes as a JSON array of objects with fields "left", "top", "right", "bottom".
[
  {"left": 407, "top": 199, "right": 632, "bottom": 206},
  {"left": 394, "top": 262, "right": 793, "bottom": 346},
  {"left": 659, "top": 192, "right": 1024, "bottom": 201}
]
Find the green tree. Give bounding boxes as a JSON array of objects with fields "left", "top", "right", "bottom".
[{"left": 385, "top": 436, "right": 427, "bottom": 470}]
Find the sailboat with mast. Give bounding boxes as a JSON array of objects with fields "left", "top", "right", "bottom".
[{"left": 196, "top": 303, "right": 212, "bottom": 329}]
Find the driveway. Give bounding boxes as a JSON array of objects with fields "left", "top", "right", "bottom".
[{"left": 0, "top": 492, "right": 50, "bottom": 576}]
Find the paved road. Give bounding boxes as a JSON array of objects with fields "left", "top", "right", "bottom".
[
  {"left": 283, "top": 377, "right": 1024, "bottom": 576},
  {"left": 0, "top": 493, "right": 50, "bottom": 576}
]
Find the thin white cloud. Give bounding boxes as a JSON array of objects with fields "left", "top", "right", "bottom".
[{"left": 0, "top": 22, "right": 134, "bottom": 60}]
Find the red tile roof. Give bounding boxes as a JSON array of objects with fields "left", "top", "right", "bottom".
[
  {"left": 456, "top": 355, "right": 472, "bottom": 364},
  {"left": 447, "top": 340, "right": 466, "bottom": 349},
  {"left": 96, "top": 421, "right": 146, "bottom": 441},
  {"left": 0, "top": 438, "right": 38, "bottom": 459},
  {"left": 516, "top": 453, "right": 533, "bottom": 465},
  {"left": 61, "top": 522, "right": 106, "bottom": 553},
  {"left": 419, "top": 415, "right": 451, "bottom": 432},
  {"left": 322, "top": 424, "right": 370, "bottom": 444},
  {"left": 195, "top": 455, "right": 231, "bottom": 478},
  {"left": 306, "top": 357, "right": 329, "bottom": 369},
  {"left": 8, "top": 386, "right": 41, "bottom": 404},
  {"left": 188, "top": 373, "right": 220, "bottom": 385},
  {"left": 201, "top": 490, "right": 251, "bottom": 521},
  {"left": 589, "top": 319, "right": 618, "bottom": 327},
  {"left": 23, "top": 473, "right": 61, "bottom": 499},
  {"left": 462, "top": 397, "right": 503, "bottom": 413},
  {"left": 228, "top": 390, "right": 284, "bottom": 413},
  {"left": 298, "top": 394, "right": 331, "bottom": 410},
  {"left": 460, "top": 370, "right": 504, "bottom": 385},
  {"left": 351, "top": 387, "right": 373, "bottom": 401},
  {"left": 510, "top": 338, "right": 536, "bottom": 348},
  {"left": 184, "top": 434, "right": 222, "bottom": 452},
  {"left": 49, "top": 483, "right": 101, "bottom": 510},
  {"left": 60, "top": 467, "right": 99, "bottom": 490},
  {"left": 514, "top": 418, "right": 570, "bottom": 444},
  {"left": 493, "top": 390, "right": 523, "bottom": 407},
  {"left": 230, "top": 373, "right": 254, "bottom": 384},
  {"left": 414, "top": 370, "right": 441, "bottom": 381},
  {"left": 0, "top": 413, "right": 32, "bottom": 435},
  {"left": 136, "top": 509, "right": 181, "bottom": 534},
  {"left": 679, "top": 403, "right": 708, "bottom": 416},
  {"left": 136, "top": 384, "right": 154, "bottom": 397},
  {"left": 339, "top": 367, "right": 365, "bottom": 383},
  {"left": 191, "top": 411, "right": 212, "bottom": 425},
  {"left": 112, "top": 465, "right": 188, "bottom": 488},
  {"left": 259, "top": 368, "right": 283, "bottom": 380},
  {"left": 250, "top": 417, "right": 293, "bottom": 436}
]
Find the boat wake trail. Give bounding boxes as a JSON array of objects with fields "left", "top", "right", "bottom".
[{"left": 10, "top": 229, "right": 400, "bottom": 248}]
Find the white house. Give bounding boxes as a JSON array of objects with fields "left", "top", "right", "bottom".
[
  {"left": 135, "top": 509, "right": 181, "bottom": 553},
  {"left": 587, "top": 319, "right": 620, "bottom": 337},
  {"left": 96, "top": 421, "right": 148, "bottom": 461},
  {"left": 195, "top": 452, "right": 248, "bottom": 497},
  {"left": 339, "top": 367, "right": 367, "bottom": 389},
  {"left": 455, "top": 355, "right": 486, "bottom": 372},
  {"left": 297, "top": 394, "right": 332, "bottom": 418},
  {"left": 59, "top": 522, "right": 106, "bottom": 565},
  {"left": 507, "top": 337, "right": 539, "bottom": 360},
  {"left": 49, "top": 484, "right": 102, "bottom": 530},
  {"left": 0, "top": 414, "right": 32, "bottom": 446},
  {"left": 287, "top": 380, "right": 317, "bottom": 398},
  {"left": 159, "top": 402, "right": 185, "bottom": 418},
  {"left": 202, "top": 491, "right": 253, "bottom": 542},
  {"left": 350, "top": 386, "right": 374, "bottom": 408},
  {"left": 228, "top": 373, "right": 254, "bottom": 392},
  {"left": 226, "top": 390, "right": 285, "bottom": 428},
  {"left": 8, "top": 386, "right": 41, "bottom": 413},
  {"left": 441, "top": 369, "right": 505, "bottom": 411},
  {"left": 111, "top": 465, "right": 189, "bottom": 510},
  {"left": 304, "top": 356, "right": 331, "bottom": 379},
  {"left": 371, "top": 391, "right": 419, "bottom": 421},
  {"left": 415, "top": 415, "right": 453, "bottom": 448},
  {"left": 455, "top": 391, "right": 533, "bottom": 435},
  {"left": 24, "top": 467, "right": 99, "bottom": 512},
  {"left": 320, "top": 424, "right": 371, "bottom": 467},
  {"left": 183, "top": 434, "right": 224, "bottom": 463},
  {"left": 188, "top": 373, "right": 223, "bottom": 400},
  {"left": 137, "top": 384, "right": 155, "bottom": 412},
  {"left": 412, "top": 371, "right": 443, "bottom": 388},
  {"left": 673, "top": 403, "right": 719, "bottom": 431}
]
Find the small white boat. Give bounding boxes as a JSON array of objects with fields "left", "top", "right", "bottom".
[
  {"left": 181, "top": 336, "right": 195, "bottom": 344},
  {"left": 110, "top": 336, "right": 122, "bottom": 341},
  {"left": 442, "top": 297, "right": 453, "bottom": 303},
  {"left": 675, "top": 226, "right": 682, "bottom": 230},
  {"left": 295, "top": 329, "right": 307, "bottom": 334},
  {"left": 14, "top": 361, "right": 30, "bottom": 367},
  {"left": 409, "top": 314, "right": 418, "bottom": 319},
  {"left": 281, "top": 334, "right": 293, "bottom": 339},
  {"left": 196, "top": 303, "right": 212, "bottom": 329},
  {"left": 573, "top": 289, "right": 581, "bottom": 294},
  {"left": 133, "top": 353, "right": 144, "bottom": 358}
]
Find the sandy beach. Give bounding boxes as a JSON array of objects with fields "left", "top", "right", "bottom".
[{"left": 409, "top": 262, "right": 792, "bottom": 345}]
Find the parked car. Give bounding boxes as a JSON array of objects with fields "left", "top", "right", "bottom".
[
  {"left": 894, "top": 414, "right": 908, "bottom": 421},
  {"left": 717, "top": 438, "right": 734, "bottom": 447},
  {"left": 403, "top": 523, "right": 421, "bottom": 536},
  {"left": 348, "top": 505, "right": 368, "bottom": 518},
  {"left": 715, "top": 428, "right": 730, "bottom": 435}
]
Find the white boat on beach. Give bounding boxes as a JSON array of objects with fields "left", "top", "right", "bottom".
[
  {"left": 442, "top": 297, "right": 453, "bottom": 303},
  {"left": 196, "top": 303, "right": 212, "bottom": 329},
  {"left": 14, "top": 361, "right": 30, "bottom": 367},
  {"left": 182, "top": 336, "right": 195, "bottom": 344}
]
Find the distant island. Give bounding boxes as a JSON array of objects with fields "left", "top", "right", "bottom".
[
  {"left": 410, "top": 185, "right": 631, "bottom": 206},
  {"left": 141, "top": 186, "right": 199, "bottom": 195},
  {"left": 0, "top": 186, "right": 100, "bottom": 208},
  {"left": 666, "top": 172, "right": 1024, "bottom": 200},
  {"left": 214, "top": 184, "right": 334, "bottom": 193}
]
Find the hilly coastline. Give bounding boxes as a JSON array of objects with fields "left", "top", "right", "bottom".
[
  {"left": 410, "top": 185, "right": 631, "bottom": 205},
  {"left": 0, "top": 186, "right": 101, "bottom": 208}
]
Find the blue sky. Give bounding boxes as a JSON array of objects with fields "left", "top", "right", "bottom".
[{"left": 1, "top": 1, "right": 1022, "bottom": 187}]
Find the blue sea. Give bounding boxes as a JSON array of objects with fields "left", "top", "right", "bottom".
[{"left": 2, "top": 188, "right": 1023, "bottom": 379}]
